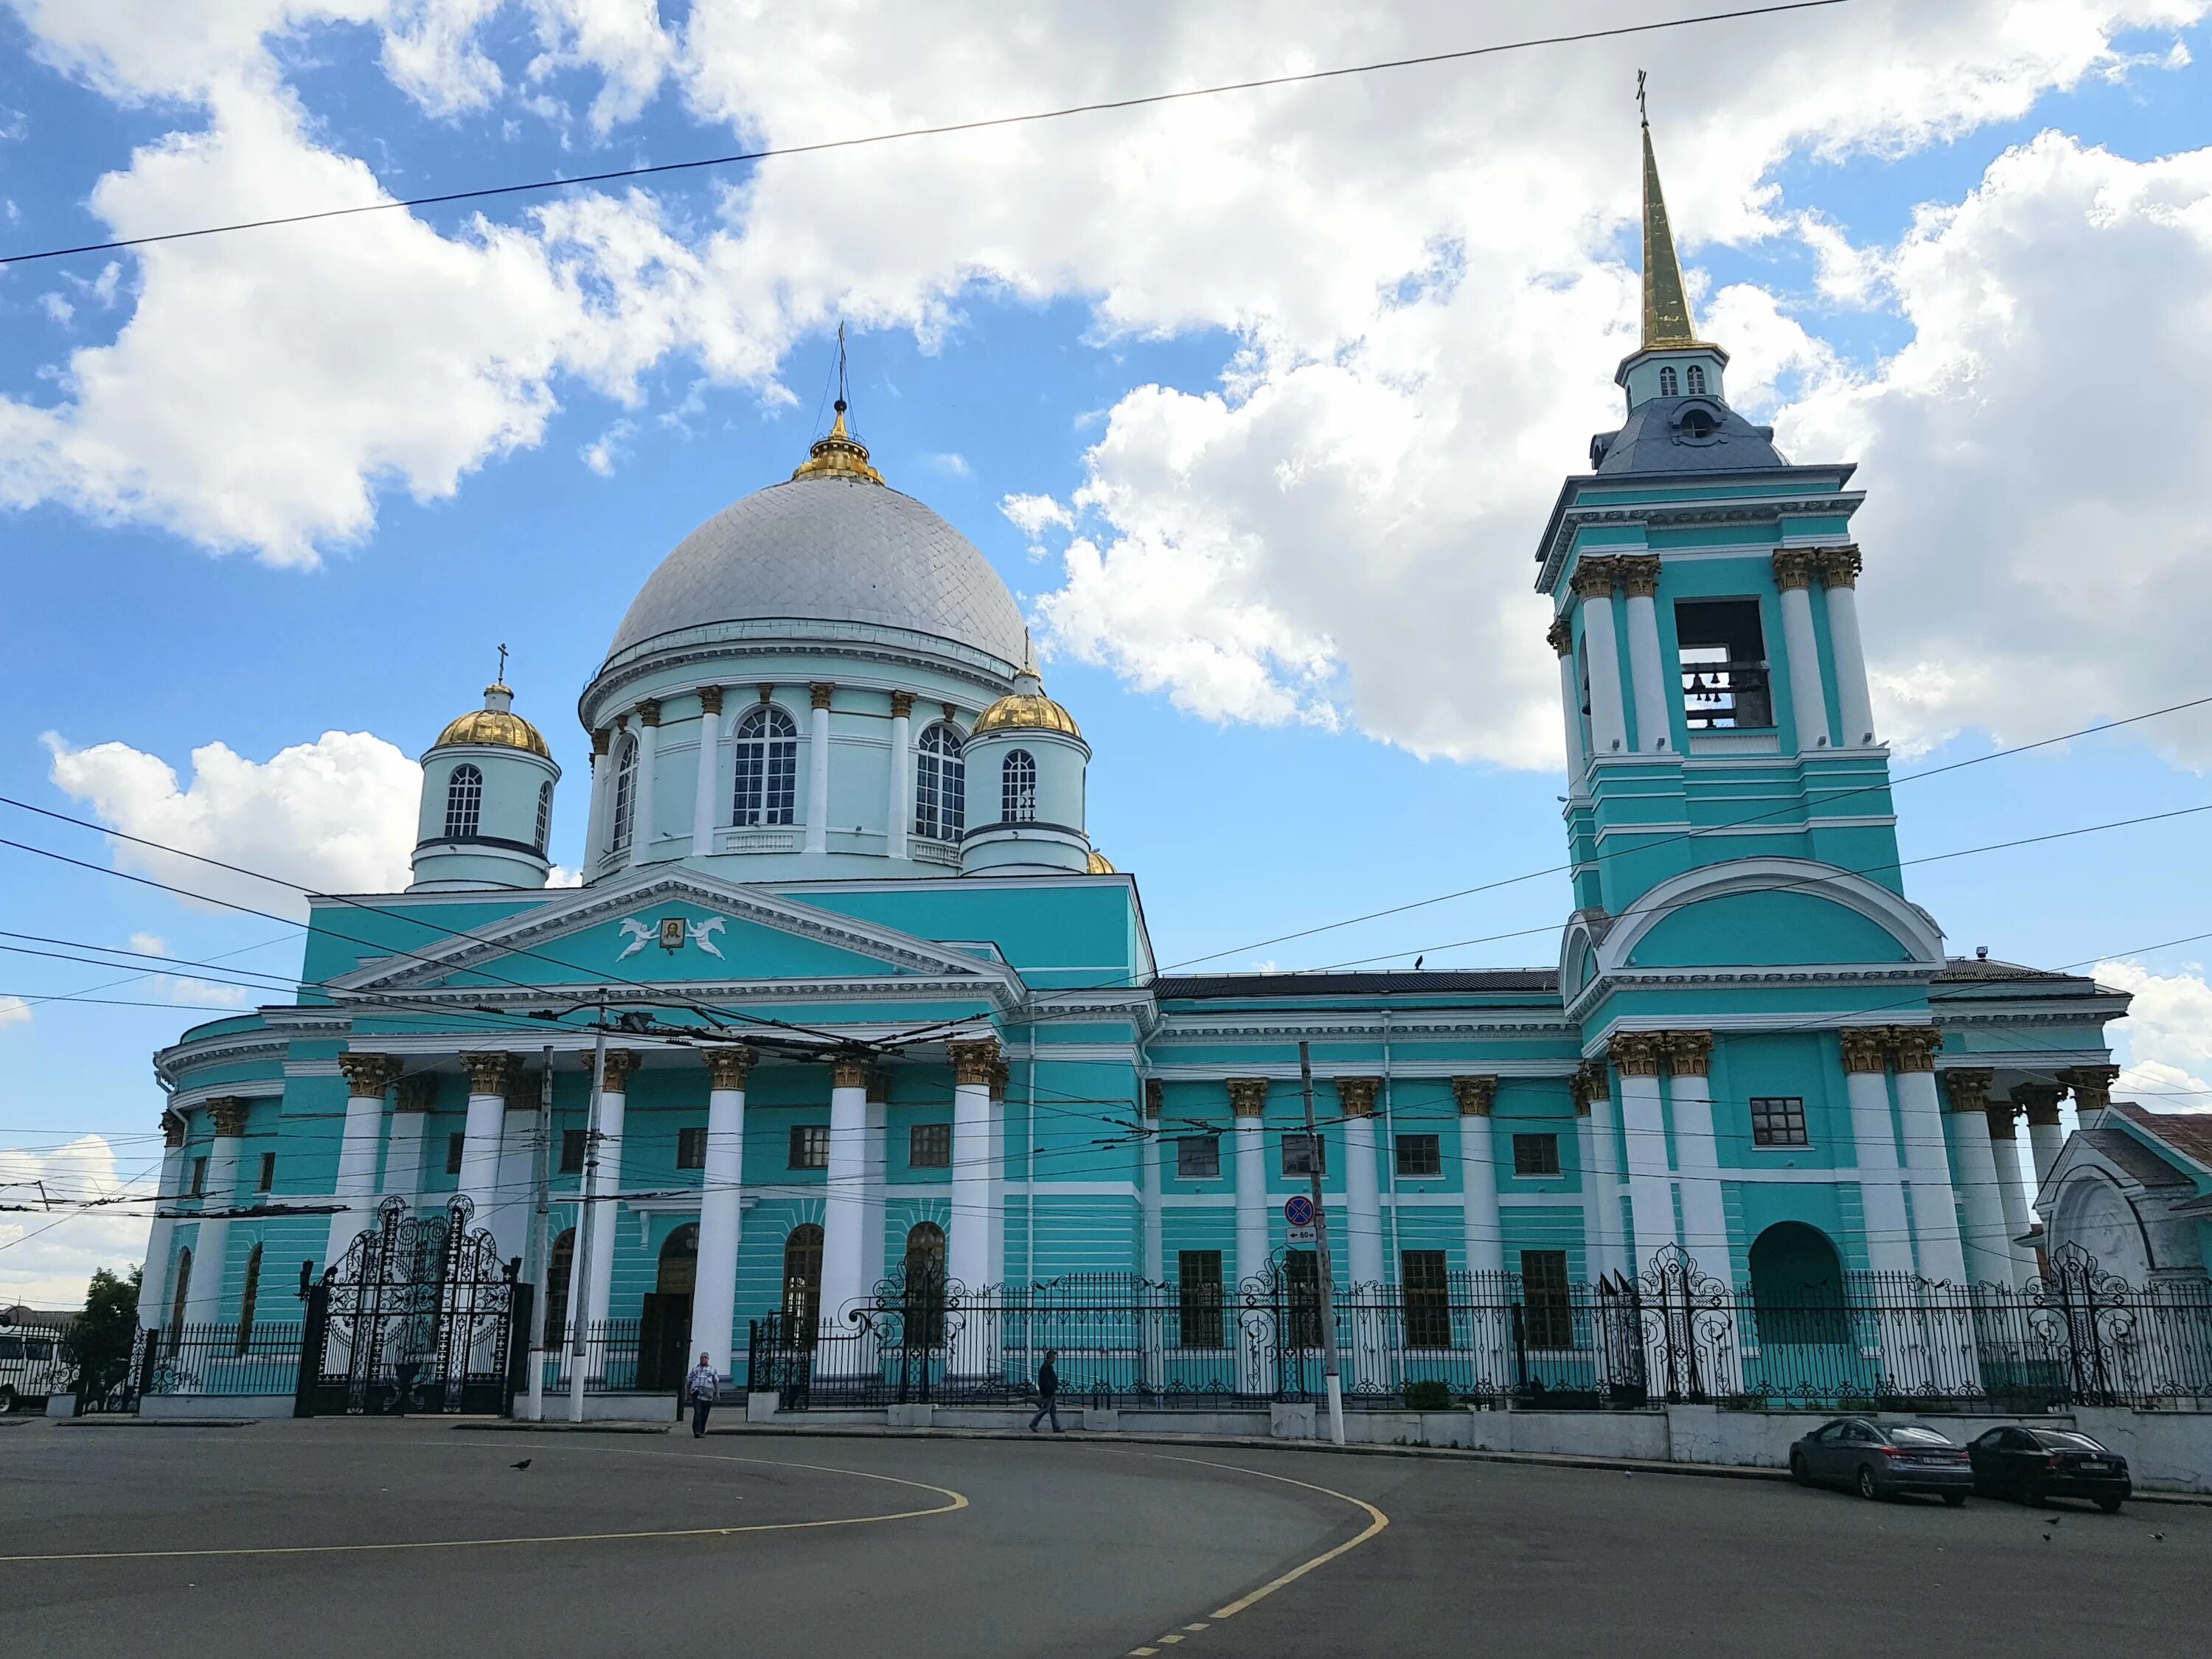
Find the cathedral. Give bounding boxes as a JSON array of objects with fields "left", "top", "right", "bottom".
[{"left": 136, "top": 123, "right": 2135, "bottom": 1406}]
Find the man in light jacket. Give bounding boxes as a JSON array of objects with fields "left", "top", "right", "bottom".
[{"left": 686, "top": 1352, "right": 719, "bottom": 1438}]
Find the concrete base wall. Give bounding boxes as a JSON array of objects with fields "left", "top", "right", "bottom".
[
  {"left": 2073, "top": 1408, "right": 2212, "bottom": 1495},
  {"left": 139, "top": 1394, "right": 295, "bottom": 1420}
]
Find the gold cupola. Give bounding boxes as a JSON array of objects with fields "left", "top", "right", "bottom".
[
  {"left": 436, "top": 682, "right": 552, "bottom": 757},
  {"left": 974, "top": 637, "right": 1082, "bottom": 737},
  {"left": 790, "top": 400, "right": 885, "bottom": 485}
]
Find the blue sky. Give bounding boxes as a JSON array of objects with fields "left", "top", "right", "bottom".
[{"left": 4, "top": 1, "right": 2212, "bottom": 1301}]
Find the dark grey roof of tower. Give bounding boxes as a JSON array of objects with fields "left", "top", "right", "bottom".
[{"left": 1589, "top": 396, "right": 1790, "bottom": 476}]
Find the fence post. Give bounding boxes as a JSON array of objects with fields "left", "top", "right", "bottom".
[
  {"left": 293, "top": 1276, "right": 330, "bottom": 1419},
  {"left": 504, "top": 1284, "right": 535, "bottom": 1419}
]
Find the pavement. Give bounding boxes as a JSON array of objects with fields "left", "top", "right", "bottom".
[{"left": 3, "top": 1416, "right": 2206, "bottom": 1657}]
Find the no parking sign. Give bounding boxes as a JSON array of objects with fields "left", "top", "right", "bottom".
[{"left": 1284, "top": 1194, "right": 1316, "bottom": 1242}]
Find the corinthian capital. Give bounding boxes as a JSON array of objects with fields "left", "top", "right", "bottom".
[
  {"left": 948, "top": 1038, "right": 1001, "bottom": 1088},
  {"left": 1568, "top": 557, "right": 1620, "bottom": 599},
  {"left": 1838, "top": 1029, "right": 1890, "bottom": 1074},
  {"left": 338, "top": 1053, "right": 400, "bottom": 1097},
  {"left": 1546, "top": 616, "right": 1573, "bottom": 657},
  {"left": 1336, "top": 1077, "right": 1382, "bottom": 1118},
  {"left": 209, "top": 1098, "right": 251, "bottom": 1138},
  {"left": 1607, "top": 1032, "right": 1665, "bottom": 1078},
  {"left": 2058, "top": 1065, "right": 2121, "bottom": 1112},
  {"left": 1815, "top": 545, "right": 1863, "bottom": 588},
  {"left": 1617, "top": 554, "right": 1661, "bottom": 598},
  {"left": 161, "top": 1108, "right": 188, "bottom": 1149},
  {"left": 1943, "top": 1068, "right": 1994, "bottom": 1114},
  {"left": 1889, "top": 1026, "right": 1943, "bottom": 1073},
  {"left": 464, "top": 1052, "right": 517, "bottom": 1096},
  {"left": 704, "top": 1046, "right": 758, "bottom": 1091},
  {"left": 1771, "top": 549, "right": 1818, "bottom": 591},
  {"left": 1225, "top": 1077, "right": 1270, "bottom": 1118},
  {"left": 1143, "top": 1078, "right": 1164, "bottom": 1119},
  {"left": 599, "top": 1049, "right": 641, "bottom": 1091},
  {"left": 1663, "top": 1030, "right": 1713, "bottom": 1078},
  {"left": 1450, "top": 1076, "right": 1498, "bottom": 1117}
]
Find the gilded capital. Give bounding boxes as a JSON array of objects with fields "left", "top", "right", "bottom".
[
  {"left": 463, "top": 1052, "right": 517, "bottom": 1096},
  {"left": 1573, "top": 1061, "right": 1610, "bottom": 1113},
  {"left": 2013, "top": 1082, "right": 2065, "bottom": 1127},
  {"left": 810, "top": 681, "right": 836, "bottom": 712},
  {"left": 599, "top": 1048, "right": 641, "bottom": 1091},
  {"left": 394, "top": 1075, "right": 438, "bottom": 1113},
  {"left": 1771, "top": 549, "right": 1818, "bottom": 591},
  {"left": 591, "top": 727, "right": 611, "bottom": 757},
  {"left": 1838, "top": 1029, "right": 1890, "bottom": 1074},
  {"left": 1607, "top": 1032, "right": 1666, "bottom": 1078},
  {"left": 866, "top": 1064, "right": 894, "bottom": 1102},
  {"left": 161, "top": 1107, "right": 188, "bottom": 1149},
  {"left": 704, "top": 1046, "right": 758, "bottom": 1091},
  {"left": 1889, "top": 1026, "right": 1943, "bottom": 1074},
  {"left": 1816, "top": 545, "right": 1863, "bottom": 588},
  {"left": 890, "top": 690, "right": 917, "bottom": 719},
  {"left": 1664, "top": 1030, "right": 1713, "bottom": 1078},
  {"left": 637, "top": 698, "right": 662, "bottom": 728},
  {"left": 2059, "top": 1065, "right": 2120, "bottom": 1112},
  {"left": 698, "top": 685, "right": 724, "bottom": 717},
  {"left": 832, "top": 1054, "right": 872, "bottom": 1090},
  {"left": 1142, "top": 1078, "right": 1164, "bottom": 1119},
  {"left": 990, "top": 1059, "right": 1011, "bottom": 1104},
  {"left": 1451, "top": 1075, "right": 1498, "bottom": 1117},
  {"left": 1943, "top": 1068, "right": 1994, "bottom": 1114},
  {"left": 1226, "top": 1077, "right": 1270, "bottom": 1119},
  {"left": 948, "top": 1038, "right": 1001, "bottom": 1088},
  {"left": 209, "top": 1097, "right": 251, "bottom": 1138},
  {"left": 1546, "top": 616, "right": 1573, "bottom": 658},
  {"left": 1568, "top": 557, "right": 1619, "bottom": 600},
  {"left": 1336, "top": 1077, "right": 1382, "bottom": 1118},
  {"left": 1983, "top": 1100, "right": 2020, "bottom": 1140},
  {"left": 1618, "top": 554, "right": 1661, "bottom": 599},
  {"left": 338, "top": 1053, "right": 400, "bottom": 1097}
]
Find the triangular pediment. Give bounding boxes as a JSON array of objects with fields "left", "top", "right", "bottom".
[{"left": 330, "top": 869, "right": 1021, "bottom": 999}]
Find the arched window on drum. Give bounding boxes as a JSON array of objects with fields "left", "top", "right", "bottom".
[
  {"left": 609, "top": 735, "right": 639, "bottom": 855},
  {"left": 731, "top": 704, "right": 799, "bottom": 827},
  {"left": 913, "top": 724, "right": 965, "bottom": 841},
  {"left": 534, "top": 781, "right": 554, "bottom": 852},
  {"left": 443, "top": 764, "right": 483, "bottom": 839},
  {"left": 1001, "top": 749, "right": 1037, "bottom": 823}
]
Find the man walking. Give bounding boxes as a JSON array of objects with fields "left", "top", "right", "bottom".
[
  {"left": 1028, "top": 1348, "right": 1061, "bottom": 1433},
  {"left": 686, "top": 1351, "right": 719, "bottom": 1438}
]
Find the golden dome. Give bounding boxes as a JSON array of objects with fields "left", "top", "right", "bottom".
[
  {"left": 1086, "top": 849, "right": 1116, "bottom": 874},
  {"left": 790, "top": 403, "right": 884, "bottom": 485},
  {"left": 973, "top": 689, "right": 1082, "bottom": 738},
  {"left": 436, "top": 684, "right": 551, "bottom": 758}
]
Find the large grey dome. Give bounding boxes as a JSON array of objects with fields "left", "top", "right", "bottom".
[{"left": 605, "top": 474, "right": 1027, "bottom": 664}]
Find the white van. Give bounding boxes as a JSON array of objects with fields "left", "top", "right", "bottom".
[{"left": 0, "top": 1316, "right": 73, "bottom": 1411}]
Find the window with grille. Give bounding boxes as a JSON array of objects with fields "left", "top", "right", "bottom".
[
  {"left": 677, "top": 1127, "right": 708, "bottom": 1170},
  {"left": 1686, "top": 364, "right": 1707, "bottom": 394},
  {"left": 256, "top": 1152, "right": 275, "bottom": 1193},
  {"left": 1395, "top": 1133, "right": 1442, "bottom": 1178},
  {"left": 789, "top": 1124, "right": 830, "bottom": 1170},
  {"left": 609, "top": 736, "right": 638, "bottom": 853},
  {"left": 190, "top": 1156, "right": 206, "bottom": 1196},
  {"left": 1281, "top": 1132, "right": 1326, "bottom": 1178},
  {"left": 1402, "top": 1249, "right": 1452, "bottom": 1349},
  {"left": 913, "top": 723, "right": 965, "bottom": 840},
  {"left": 560, "top": 1129, "right": 586, "bottom": 1174},
  {"left": 535, "top": 781, "right": 553, "bottom": 850},
  {"left": 731, "top": 704, "right": 799, "bottom": 826},
  {"left": 443, "top": 764, "right": 483, "bottom": 839},
  {"left": 1520, "top": 1248, "right": 1574, "bottom": 1349},
  {"left": 1658, "top": 365, "right": 1679, "bottom": 396},
  {"left": 1177, "top": 1135, "right": 1221, "bottom": 1180},
  {"left": 1750, "top": 1096, "right": 1809, "bottom": 1147},
  {"left": 446, "top": 1133, "right": 465, "bottom": 1176},
  {"left": 1178, "top": 1251, "right": 1225, "bottom": 1349},
  {"left": 1512, "top": 1133, "right": 1561, "bottom": 1177},
  {"left": 1001, "top": 748, "right": 1037, "bottom": 822},
  {"left": 908, "top": 1122, "right": 952, "bottom": 1169}
]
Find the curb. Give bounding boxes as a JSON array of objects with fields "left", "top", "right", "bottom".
[{"left": 456, "top": 1421, "right": 673, "bottom": 1436}]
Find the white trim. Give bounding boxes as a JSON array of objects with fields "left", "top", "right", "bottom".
[{"left": 1591, "top": 856, "right": 1944, "bottom": 976}]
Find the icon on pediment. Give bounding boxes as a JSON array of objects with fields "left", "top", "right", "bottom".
[{"left": 616, "top": 914, "right": 730, "bottom": 961}]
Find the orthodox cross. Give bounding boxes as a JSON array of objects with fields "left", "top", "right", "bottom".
[
  {"left": 1636, "top": 69, "right": 1648, "bottom": 126},
  {"left": 497, "top": 642, "right": 509, "bottom": 683},
  {"left": 835, "top": 320, "right": 850, "bottom": 415}
]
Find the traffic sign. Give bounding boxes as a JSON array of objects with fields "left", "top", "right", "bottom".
[{"left": 1284, "top": 1195, "right": 1315, "bottom": 1228}]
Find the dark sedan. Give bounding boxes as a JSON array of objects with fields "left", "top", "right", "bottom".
[
  {"left": 1969, "top": 1426, "right": 2132, "bottom": 1511},
  {"left": 1789, "top": 1417, "right": 1972, "bottom": 1503}
]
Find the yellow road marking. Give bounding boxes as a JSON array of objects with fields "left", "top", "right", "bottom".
[
  {"left": 1183, "top": 1624, "right": 1210, "bottom": 1632},
  {"left": 1126, "top": 1453, "right": 1390, "bottom": 1623}
]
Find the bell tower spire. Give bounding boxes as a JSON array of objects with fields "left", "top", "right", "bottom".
[{"left": 1615, "top": 75, "right": 1728, "bottom": 411}]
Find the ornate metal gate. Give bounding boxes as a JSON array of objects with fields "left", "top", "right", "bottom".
[{"left": 300, "top": 1197, "right": 521, "bottom": 1416}]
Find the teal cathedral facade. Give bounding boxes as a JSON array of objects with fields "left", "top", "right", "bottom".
[{"left": 139, "top": 128, "right": 2139, "bottom": 1382}]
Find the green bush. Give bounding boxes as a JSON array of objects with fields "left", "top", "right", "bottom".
[{"left": 1403, "top": 1378, "right": 1455, "bottom": 1411}]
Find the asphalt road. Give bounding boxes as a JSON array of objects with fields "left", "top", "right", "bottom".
[{"left": 3, "top": 1421, "right": 2207, "bottom": 1658}]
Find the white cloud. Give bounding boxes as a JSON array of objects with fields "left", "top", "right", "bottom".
[
  {"left": 37, "top": 293, "right": 72, "bottom": 324},
  {"left": 128, "top": 932, "right": 167, "bottom": 956},
  {"left": 0, "top": 995, "right": 30, "bottom": 1029},
  {"left": 2096, "top": 959, "right": 2212, "bottom": 1107},
  {"left": 0, "top": 1135, "right": 156, "bottom": 1310},
  {"left": 547, "top": 863, "right": 583, "bottom": 886},
  {"left": 156, "top": 976, "right": 256, "bottom": 1007},
  {"left": 44, "top": 728, "right": 420, "bottom": 919}
]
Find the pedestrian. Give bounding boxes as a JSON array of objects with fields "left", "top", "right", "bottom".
[
  {"left": 686, "top": 1351, "right": 719, "bottom": 1438},
  {"left": 1029, "top": 1348, "right": 1061, "bottom": 1433}
]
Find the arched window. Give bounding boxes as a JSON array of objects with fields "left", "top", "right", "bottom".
[
  {"left": 234, "top": 1243, "right": 263, "bottom": 1354},
  {"left": 544, "top": 1228, "right": 576, "bottom": 1347},
  {"left": 902, "top": 1222, "right": 947, "bottom": 1348},
  {"left": 1001, "top": 749, "right": 1037, "bottom": 823},
  {"left": 731, "top": 705, "right": 799, "bottom": 827},
  {"left": 913, "top": 724, "right": 965, "bottom": 841},
  {"left": 443, "top": 764, "right": 483, "bottom": 839},
  {"left": 1658, "top": 365, "right": 1679, "bottom": 397},
  {"left": 782, "top": 1223, "right": 824, "bottom": 1341},
  {"left": 1685, "top": 364, "right": 1707, "bottom": 395},
  {"left": 609, "top": 736, "right": 639, "bottom": 855},
  {"left": 167, "top": 1247, "right": 192, "bottom": 1345},
  {"left": 534, "top": 781, "right": 553, "bottom": 852}
]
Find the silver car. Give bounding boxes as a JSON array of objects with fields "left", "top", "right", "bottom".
[{"left": 1790, "top": 1417, "right": 1973, "bottom": 1504}]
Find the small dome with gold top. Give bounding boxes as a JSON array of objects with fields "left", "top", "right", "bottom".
[
  {"left": 974, "top": 638, "right": 1081, "bottom": 738},
  {"left": 437, "top": 682, "right": 552, "bottom": 758}
]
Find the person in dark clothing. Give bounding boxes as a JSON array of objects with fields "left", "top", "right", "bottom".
[
  {"left": 1029, "top": 1349, "right": 1062, "bottom": 1433},
  {"left": 686, "top": 1352, "right": 718, "bottom": 1438}
]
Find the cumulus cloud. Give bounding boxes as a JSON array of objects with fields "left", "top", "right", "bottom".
[
  {"left": 44, "top": 729, "right": 420, "bottom": 919},
  {"left": 0, "top": 995, "right": 30, "bottom": 1029},
  {"left": 0, "top": 1135, "right": 156, "bottom": 1309},
  {"left": 2096, "top": 959, "right": 2212, "bottom": 1107}
]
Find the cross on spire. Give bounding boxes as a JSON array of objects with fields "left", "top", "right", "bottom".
[{"left": 496, "top": 642, "right": 509, "bottom": 685}]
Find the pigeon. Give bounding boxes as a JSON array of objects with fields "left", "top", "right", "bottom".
[
  {"left": 2041, "top": 1533, "right": 2052, "bottom": 1543},
  {"left": 2043, "top": 1514, "right": 2062, "bottom": 1525},
  {"left": 511, "top": 1458, "right": 532, "bottom": 1470},
  {"left": 1413, "top": 956, "right": 1425, "bottom": 970},
  {"left": 2152, "top": 1532, "right": 2166, "bottom": 1542}
]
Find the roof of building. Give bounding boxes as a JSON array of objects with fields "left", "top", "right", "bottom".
[
  {"left": 1589, "top": 397, "right": 1789, "bottom": 476},
  {"left": 433, "top": 684, "right": 550, "bottom": 759},
  {"left": 604, "top": 470, "right": 1027, "bottom": 667},
  {"left": 1930, "top": 956, "right": 2080, "bottom": 984},
  {"left": 2108, "top": 1101, "right": 2212, "bottom": 1175},
  {"left": 1155, "top": 969, "right": 1559, "bottom": 1000},
  {"left": 2078, "top": 1124, "right": 2195, "bottom": 1189}
]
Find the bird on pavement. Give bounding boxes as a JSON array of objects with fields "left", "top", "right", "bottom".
[{"left": 512, "top": 1459, "right": 532, "bottom": 1470}]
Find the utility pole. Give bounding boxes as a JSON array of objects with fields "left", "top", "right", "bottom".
[
  {"left": 1299, "top": 1040, "right": 1346, "bottom": 1446},
  {"left": 568, "top": 1002, "right": 608, "bottom": 1425},
  {"left": 524, "top": 1043, "right": 553, "bottom": 1422}
]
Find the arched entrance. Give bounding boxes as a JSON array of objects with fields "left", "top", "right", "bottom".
[
  {"left": 902, "top": 1222, "right": 947, "bottom": 1348},
  {"left": 782, "top": 1224, "right": 824, "bottom": 1341},
  {"left": 1747, "top": 1222, "right": 1849, "bottom": 1348},
  {"left": 638, "top": 1223, "right": 698, "bottom": 1391}
]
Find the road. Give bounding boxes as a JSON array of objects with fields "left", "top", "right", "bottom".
[{"left": 2, "top": 1420, "right": 2206, "bottom": 1657}]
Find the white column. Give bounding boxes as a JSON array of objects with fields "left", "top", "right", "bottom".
[
  {"left": 1986, "top": 1108, "right": 2038, "bottom": 1287},
  {"left": 1582, "top": 1077, "right": 1629, "bottom": 1279},
  {"left": 584, "top": 737, "right": 608, "bottom": 866},
  {"left": 692, "top": 1047, "right": 752, "bottom": 1378},
  {"left": 1840, "top": 1032, "right": 1918, "bottom": 1274},
  {"left": 383, "top": 1079, "right": 431, "bottom": 1204},
  {"left": 887, "top": 692, "right": 913, "bottom": 860},
  {"left": 1140, "top": 1085, "right": 1164, "bottom": 1285},
  {"left": 1774, "top": 554, "right": 1832, "bottom": 753},
  {"left": 862, "top": 1071, "right": 888, "bottom": 1295},
  {"left": 1892, "top": 1033, "right": 1969, "bottom": 1282},
  {"left": 183, "top": 1099, "right": 249, "bottom": 1325},
  {"left": 1548, "top": 620, "right": 1586, "bottom": 784},
  {"left": 1818, "top": 549, "right": 1877, "bottom": 747},
  {"left": 1609, "top": 1040, "right": 1676, "bottom": 1270},
  {"left": 325, "top": 1056, "right": 396, "bottom": 1268},
  {"left": 1453, "top": 1081, "right": 1503, "bottom": 1273},
  {"left": 1230, "top": 1080, "right": 1270, "bottom": 1394},
  {"left": 947, "top": 1040, "right": 996, "bottom": 1295},
  {"left": 817, "top": 1057, "right": 872, "bottom": 1327},
  {"left": 630, "top": 702, "right": 661, "bottom": 863},
  {"left": 2020, "top": 1085, "right": 2067, "bottom": 1194},
  {"left": 804, "top": 682, "right": 832, "bottom": 855},
  {"left": 1573, "top": 563, "right": 1630, "bottom": 759},
  {"left": 1663, "top": 1035, "right": 1729, "bottom": 1282},
  {"left": 1621, "top": 557, "right": 1672, "bottom": 754},
  {"left": 987, "top": 1077, "right": 1006, "bottom": 1288},
  {"left": 1939, "top": 1068, "right": 2014, "bottom": 1286},
  {"left": 490, "top": 1097, "right": 537, "bottom": 1267},
  {"left": 457, "top": 1054, "right": 513, "bottom": 1231},
  {"left": 690, "top": 690, "right": 723, "bottom": 856},
  {"left": 1340, "top": 1081, "right": 1384, "bottom": 1288},
  {"left": 138, "top": 1113, "right": 189, "bottom": 1332},
  {"left": 582, "top": 1052, "right": 637, "bottom": 1340}
]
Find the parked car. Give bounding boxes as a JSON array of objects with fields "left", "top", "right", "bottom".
[
  {"left": 0, "top": 1324, "right": 72, "bottom": 1412},
  {"left": 1968, "top": 1427, "right": 2131, "bottom": 1512},
  {"left": 1788, "top": 1417, "right": 1972, "bottom": 1503}
]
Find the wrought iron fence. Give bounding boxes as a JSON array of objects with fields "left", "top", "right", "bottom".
[
  {"left": 535, "top": 1318, "right": 655, "bottom": 1397},
  {"left": 141, "top": 1321, "right": 307, "bottom": 1398}
]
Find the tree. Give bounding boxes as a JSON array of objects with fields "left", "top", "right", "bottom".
[{"left": 61, "top": 1266, "right": 142, "bottom": 1405}]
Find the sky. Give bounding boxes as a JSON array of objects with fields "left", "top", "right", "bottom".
[{"left": 4, "top": 0, "right": 2212, "bottom": 1306}]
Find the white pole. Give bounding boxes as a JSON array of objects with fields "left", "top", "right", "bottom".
[
  {"left": 568, "top": 1014, "right": 607, "bottom": 1425},
  {"left": 1300, "top": 1041, "right": 1346, "bottom": 1447}
]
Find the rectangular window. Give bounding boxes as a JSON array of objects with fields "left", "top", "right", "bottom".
[
  {"left": 1750, "top": 1096, "right": 1809, "bottom": 1147},
  {"left": 1520, "top": 1249, "right": 1574, "bottom": 1350},
  {"left": 677, "top": 1127, "right": 708, "bottom": 1170},
  {"left": 1177, "top": 1251, "right": 1225, "bottom": 1349},
  {"left": 1402, "top": 1250, "right": 1453, "bottom": 1349},
  {"left": 1675, "top": 597, "right": 1773, "bottom": 730},
  {"left": 446, "top": 1133, "right": 465, "bottom": 1177},
  {"left": 1281, "top": 1132, "right": 1326, "bottom": 1178},
  {"left": 1394, "top": 1133, "right": 1442, "bottom": 1179},
  {"left": 908, "top": 1122, "right": 952, "bottom": 1169},
  {"left": 256, "top": 1152, "right": 275, "bottom": 1193},
  {"left": 190, "top": 1156, "right": 207, "bottom": 1197},
  {"left": 789, "top": 1124, "right": 830, "bottom": 1171},
  {"left": 560, "top": 1129, "right": 586, "bottom": 1175},
  {"left": 1176, "top": 1135, "right": 1221, "bottom": 1180},
  {"left": 1512, "top": 1133, "right": 1562, "bottom": 1177}
]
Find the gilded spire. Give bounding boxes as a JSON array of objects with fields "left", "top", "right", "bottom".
[
  {"left": 1638, "top": 77, "right": 1702, "bottom": 350},
  {"left": 791, "top": 324, "right": 886, "bottom": 484}
]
